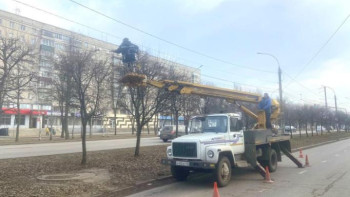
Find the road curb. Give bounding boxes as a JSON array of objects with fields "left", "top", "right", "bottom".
[{"left": 102, "top": 175, "right": 174, "bottom": 197}]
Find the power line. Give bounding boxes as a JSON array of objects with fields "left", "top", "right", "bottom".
[
  {"left": 201, "top": 74, "right": 276, "bottom": 91},
  {"left": 68, "top": 0, "right": 276, "bottom": 74},
  {"left": 12, "top": 0, "right": 276, "bottom": 80},
  {"left": 286, "top": 12, "right": 350, "bottom": 87},
  {"left": 283, "top": 72, "right": 320, "bottom": 97}
]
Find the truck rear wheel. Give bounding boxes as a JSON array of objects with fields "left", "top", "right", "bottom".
[
  {"left": 215, "top": 156, "right": 232, "bottom": 187},
  {"left": 258, "top": 148, "right": 278, "bottom": 172},
  {"left": 171, "top": 166, "right": 189, "bottom": 181},
  {"left": 268, "top": 149, "right": 278, "bottom": 172}
]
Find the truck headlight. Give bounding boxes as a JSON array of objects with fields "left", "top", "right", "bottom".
[
  {"left": 207, "top": 150, "right": 214, "bottom": 158},
  {"left": 167, "top": 148, "right": 172, "bottom": 156}
]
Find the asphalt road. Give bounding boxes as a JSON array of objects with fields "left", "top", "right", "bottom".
[
  {"left": 0, "top": 137, "right": 166, "bottom": 159},
  {"left": 128, "top": 138, "right": 350, "bottom": 197}
]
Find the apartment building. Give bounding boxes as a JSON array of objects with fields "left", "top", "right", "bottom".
[{"left": 0, "top": 9, "right": 200, "bottom": 130}]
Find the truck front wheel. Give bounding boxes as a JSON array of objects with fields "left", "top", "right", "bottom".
[
  {"left": 171, "top": 166, "right": 189, "bottom": 181},
  {"left": 215, "top": 156, "right": 232, "bottom": 187}
]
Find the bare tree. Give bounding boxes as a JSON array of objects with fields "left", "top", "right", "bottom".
[
  {"left": 67, "top": 49, "right": 110, "bottom": 164},
  {"left": 119, "top": 55, "right": 170, "bottom": 156},
  {"left": 53, "top": 51, "right": 77, "bottom": 139},
  {"left": 0, "top": 38, "right": 35, "bottom": 124}
]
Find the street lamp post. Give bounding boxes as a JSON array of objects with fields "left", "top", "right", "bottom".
[{"left": 257, "top": 52, "right": 284, "bottom": 131}]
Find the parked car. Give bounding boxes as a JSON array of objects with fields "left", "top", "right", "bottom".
[
  {"left": 284, "top": 126, "right": 296, "bottom": 133},
  {"left": 159, "top": 125, "right": 186, "bottom": 142}
]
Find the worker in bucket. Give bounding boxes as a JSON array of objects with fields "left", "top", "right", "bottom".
[{"left": 258, "top": 93, "right": 272, "bottom": 129}]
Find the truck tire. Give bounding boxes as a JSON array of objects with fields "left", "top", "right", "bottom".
[
  {"left": 215, "top": 156, "right": 232, "bottom": 187},
  {"left": 162, "top": 138, "right": 168, "bottom": 142},
  {"left": 268, "top": 149, "right": 278, "bottom": 172},
  {"left": 171, "top": 166, "right": 189, "bottom": 181}
]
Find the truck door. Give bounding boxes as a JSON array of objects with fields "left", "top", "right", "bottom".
[{"left": 228, "top": 117, "right": 245, "bottom": 154}]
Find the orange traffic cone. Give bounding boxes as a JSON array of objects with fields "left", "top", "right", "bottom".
[
  {"left": 213, "top": 182, "right": 220, "bottom": 197},
  {"left": 264, "top": 166, "right": 274, "bottom": 183},
  {"left": 305, "top": 154, "right": 310, "bottom": 167},
  {"left": 299, "top": 149, "right": 304, "bottom": 158}
]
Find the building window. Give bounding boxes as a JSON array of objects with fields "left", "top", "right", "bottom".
[
  {"left": 40, "top": 60, "right": 52, "bottom": 68},
  {"left": 19, "top": 35, "right": 25, "bottom": 42},
  {"left": 10, "top": 21, "right": 14, "bottom": 28},
  {"left": 53, "top": 33, "right": 62, "bottom": 40},
  {"left": 62, "top": 35, "right": 70, "bottom": 42},
  {"left": 31, "top": 38, "right": 37, "bottom": 45},
  {"left": 20, "top": 104, "right": 31, "bottom": 109},
  {"left": 21, "top": 25, "right": 25, "bottom": 31},
  {"left": 0, "top": 115, "right": 11, "bottom": 125},
  {"left": 42, "top": 29, "right": 53, "bottom": 37},
  {"left": 32, "top": 104, "right": 40, "bottom": 110},
  {"left": 42, "top": 105, "right": 51, "bottom": 110},
  {"left": 32, "top": 28, "right": 38, "bottom": 35},
  {"left": 8, "top": 32, "right": 13, "bottom": 38},
  {"left": 15, "top": 115, "right": 25, "bottom": 126},
  {"left": 41, "top": 38, "right": 55, "bottom": 47}
]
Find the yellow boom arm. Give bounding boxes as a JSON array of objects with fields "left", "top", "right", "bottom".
[{"left": 120, "top": 73, "right": 280, "bottom": 129}]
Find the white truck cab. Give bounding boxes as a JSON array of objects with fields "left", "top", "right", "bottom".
[{"left": 162, "top": 113, "right": 246, "bottom": 186}]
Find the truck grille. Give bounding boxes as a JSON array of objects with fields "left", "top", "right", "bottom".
[{"left": 173, "top": 142, "right": 197, "bottom": 157}]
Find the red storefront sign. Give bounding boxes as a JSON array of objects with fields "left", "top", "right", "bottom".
[{"left": 1, "top": 108, "right": 47, "bottom": 115}]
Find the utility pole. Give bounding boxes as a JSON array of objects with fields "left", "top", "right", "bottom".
[
  {"left": 323, "top": 86, "right": 328, "bottom": 108},
  {"left": 334, "top": 94, "right": 338, "bottom": 132}
]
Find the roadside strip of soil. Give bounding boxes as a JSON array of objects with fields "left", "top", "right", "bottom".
[{"left": 1, "top": 132, "right": 350, "bottom": 197}]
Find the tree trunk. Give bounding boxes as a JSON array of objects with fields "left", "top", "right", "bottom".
[
  {"left": 114, "top": 112, "right": 117, "bottom": 135},
  {"left": 81, "top": 120, "right": 87, "bottom": 165},
  {"left": 60, "top": 104, "right": 65, "bottom": 138},
  {"left": 134, "top": 123, "right": 142, "bottom": 156},
  {"left": 311, "top": 122, "right": 314, "bottom": 136},
  {"left": 289, "top": 121, "right": 293, "bottom": 139},
  {"left": 15, "top": 92, "right": 20, "bottom": 142},
  {"left": 72, "top": 115, "right": 75, "bottom": 139},
  {"left": 147, "top": 122, "right": 150, "bottom": 134},
  {"left": 175, "top": 110, "right": 179, "bottom": 138},
  {"left": 89, "top": 118, "right": 92, "bottom": 138},
  {"left": 298, "top": 121, "right": 302, "bottom": 138},
  {"left": 64, "top": 105, "right": 70, "bottom": 139},
  {"left": 154, "top": 114, "right": 158, "bottom": 135},
  {"left": 305, "top": 122, "right": 308, "bottom": 137},
  {"left": 131, "top": 117, "right": 135, "bottom": 135}
]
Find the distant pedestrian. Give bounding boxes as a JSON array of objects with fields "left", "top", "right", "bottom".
[
  {"left": 258, "top": 93, "right": 272, "bottom": 129},
  {"left": 45, "top": 127, "right": 50, "bottom": 136}
]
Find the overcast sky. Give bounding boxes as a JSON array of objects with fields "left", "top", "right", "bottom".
[{"left": 1, "top": 0, "right": 350, "bottom": 111}]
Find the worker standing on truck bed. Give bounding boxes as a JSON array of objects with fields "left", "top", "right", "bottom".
[{"left": 259, "top": 93, "right": 272, "bottom": 129}]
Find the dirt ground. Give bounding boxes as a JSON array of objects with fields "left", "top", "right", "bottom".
[
  {"left": 0, "top": 145, "right": 169, "bottom": 197},
  {"left": 1, "top": 132, "right": 350, "bottom": 197}
]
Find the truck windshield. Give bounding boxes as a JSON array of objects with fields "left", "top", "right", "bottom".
[{"left": 190, "top": 116, "right": 227, "bottom": 133}]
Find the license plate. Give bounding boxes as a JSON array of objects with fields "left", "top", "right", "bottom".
[{"left": 176, "top": 161, "right": 190, "bottom": 166}]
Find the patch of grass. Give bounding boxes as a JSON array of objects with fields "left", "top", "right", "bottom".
[{"left": 290, "top": 131, "right": 350, "bottom": 149}]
